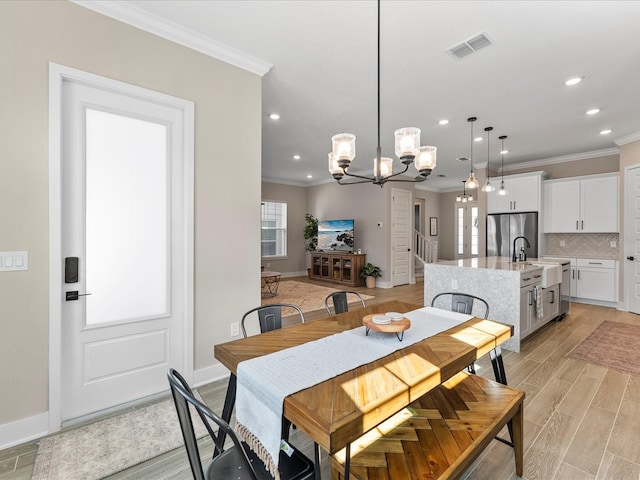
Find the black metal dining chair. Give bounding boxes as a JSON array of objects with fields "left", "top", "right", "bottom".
[
  {"left": 324, "top": 291, "right": 366, "bottom": 316},
  {"left": 431, "top": 292, "right": 490, "bottom": 319},
  {"left": 168, "top": 368, "right": 315, "bottom": 480},
  {"left": 241, "top": 304, "right": 305, "bottom": 338}
]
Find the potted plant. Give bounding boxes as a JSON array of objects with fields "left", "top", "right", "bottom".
[
  {"left": 304, "top": 214, "right": 318, "bottom": 276},
  {"left": 360, "top": 262, "right": 382, "bottom": 288}
]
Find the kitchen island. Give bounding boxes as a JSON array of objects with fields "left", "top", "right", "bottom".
[{"left": 424, "top": 256, "right": 564, "bottom": 352}]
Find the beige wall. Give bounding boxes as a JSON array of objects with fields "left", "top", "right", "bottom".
[
  {"left": 507, "top": 154, "right": 619, "bottom": 178},
  {"left": 0, "top": 1, "right": 261, "bottom": 430},
  {"left": 307, "top": 182, "right": 389, "bottom": 283},
  {"left": 261, "top": 182, "right": 308, "bottom": 274}
]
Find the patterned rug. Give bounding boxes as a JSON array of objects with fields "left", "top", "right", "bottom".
[
  {"left": 262, "top": 280, "right": 374, "bottom": 314},
  {"left": 568, "top": 321, "right": 640, "bottom": 376},
  {"left": 32, "top": 394, "right": 206, "bottom": 480}
]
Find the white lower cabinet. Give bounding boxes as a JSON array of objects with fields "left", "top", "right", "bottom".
[{"left": 568, "top": 258, "right": 617, "bottom": 303}]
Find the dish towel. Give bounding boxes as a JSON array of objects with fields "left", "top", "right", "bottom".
[
  {"left": 534, "top": 285, "right": 544, "bottom": 318},
  {"left": 234, "top": 307, "right": 472, "bottom": 479}
]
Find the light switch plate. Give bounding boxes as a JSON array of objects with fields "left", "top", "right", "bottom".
[{"left": 0, "top": 251, "right": 28, "bottom": 272}]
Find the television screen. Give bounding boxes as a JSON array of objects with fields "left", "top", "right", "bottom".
[{"left": 318, "top": 219, "right": 355, "bottom": 252}]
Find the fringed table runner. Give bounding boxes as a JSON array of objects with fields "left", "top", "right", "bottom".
[{"left": 235, "top": 307, "right": 472, "bottom": 479}]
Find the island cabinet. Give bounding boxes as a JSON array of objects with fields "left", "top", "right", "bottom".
[
  {"left": 543, "top": 173, "right": 619, "bottom": 233},
  {"left": 487, "top": 172, "right": 543, "bottom": 214},
  {"left": 309, "top": 252, "right": 365, "bottom": 287},
  {"left": 423, "top": 257, "right": 556, "bottom": 352},
  {"left": 519, "top": 269, "right": 543, "bottom": 338}
]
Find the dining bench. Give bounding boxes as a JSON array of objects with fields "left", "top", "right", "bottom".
[{"left": 329, "top": 371, "right": 524, "bottom": 480}]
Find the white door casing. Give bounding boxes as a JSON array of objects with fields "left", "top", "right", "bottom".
[
  {"left": 392, "top": 189, "right": 411, "bottom": 286},
  {"left": 49, "top": 64, "right": 194, "bottom": 429},
  {"left": 625, "top": 165, "right": 640, "bottom": 314}
]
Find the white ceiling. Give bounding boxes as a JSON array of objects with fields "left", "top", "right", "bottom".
[{"left": 84, "top": 0, "right": 640, "bottom": 190}]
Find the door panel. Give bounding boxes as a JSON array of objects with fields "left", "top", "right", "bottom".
[
  {"left": 392, "top": 189, "right": 411, "bottom": 286},
  {"left": 627, "top": 166, "right": 640, "bottom": 314},
  {"left": 61, "top": 79, "right": 187, "bottom": 421}
]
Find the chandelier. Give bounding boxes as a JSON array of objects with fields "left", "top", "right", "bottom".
[
  {"left": 456, "top": 180, "right": 474, "bottom": 203},
  {"left": 328, "top": 0, "right": 437, "bottom": 187}
]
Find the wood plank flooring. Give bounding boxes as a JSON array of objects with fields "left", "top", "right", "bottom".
[{"left": 3, "top": 277, "right": 640, "bottom": 479}]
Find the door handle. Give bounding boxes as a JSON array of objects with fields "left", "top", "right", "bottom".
[
  {"left": 65, "top": 291, "right": 92, "bottom": 301},
  {"left": 576, "top": 220, "right": 579, "bottom": 230},
  {"left": 628, "top": 256, "right": 635, "bottom": 261},
  {"left": 551, "top": 290, "right": 555, "bottom": 304}
]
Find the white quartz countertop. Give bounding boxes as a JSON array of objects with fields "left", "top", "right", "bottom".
[{"left": 433, "top": 256, "right": 564, "bottom": 272}]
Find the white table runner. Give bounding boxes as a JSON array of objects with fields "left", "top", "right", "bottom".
[{"left": 234, "top": 307, "right": 473, "bottom": 479}]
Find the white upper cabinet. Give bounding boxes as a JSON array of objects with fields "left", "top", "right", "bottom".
[
  {"left": 487, "top": 173, "right": 542, "bottom": 213},
  {"left": 543, "top": 173, "right": 618, "bottom": 233}
]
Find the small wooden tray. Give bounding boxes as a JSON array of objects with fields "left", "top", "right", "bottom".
[{"left": 363, "top": 314, "right": 410, "bottom": 341}]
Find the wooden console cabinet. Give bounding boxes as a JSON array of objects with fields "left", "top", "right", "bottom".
[{"left": 309, "top": 252, "right": 366, "bottom": 287}]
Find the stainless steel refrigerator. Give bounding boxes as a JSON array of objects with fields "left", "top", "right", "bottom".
[{"left": 486, "top": 212, "right": 538, "bottom": 259}]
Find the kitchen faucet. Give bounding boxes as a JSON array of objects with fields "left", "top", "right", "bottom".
[{"left": 512, "top": 236, "right": 531, "bottom": 262}]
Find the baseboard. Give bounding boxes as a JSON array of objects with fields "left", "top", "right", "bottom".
[
  {"left": 0, "top": 412, "right": 48, "bottom": 450},
  {"left": 281, "top": 271, "right": 307, "bottom": 278},
  {"left": 193, "top": 363, "right": 231, "bottom": 387}
]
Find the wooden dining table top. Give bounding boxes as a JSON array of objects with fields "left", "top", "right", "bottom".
[{"left": 214, "top": 300, "right": 513, "bottom": 454}]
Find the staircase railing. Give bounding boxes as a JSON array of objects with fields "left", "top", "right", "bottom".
[{"left": 414, "top": 229, "right": 438, "bottom": 264}]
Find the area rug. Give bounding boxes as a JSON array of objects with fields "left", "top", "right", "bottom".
[
  {"left": 32, "top": 394, "right": 206, "bottom": 480},
  {"left": 262, "top": 280, "right": 374, "bottom": 314},
  {"left": 567, "top": 321, "right": 640, "bottom": 376}
]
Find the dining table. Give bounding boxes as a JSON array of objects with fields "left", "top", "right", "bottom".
[{"left": 214, "top": 300, "right": 513, "bottom": 479}]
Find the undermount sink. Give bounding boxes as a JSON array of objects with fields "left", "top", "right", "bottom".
[{"left": 529, "top": 263, "right": 562, "bottom": 287}]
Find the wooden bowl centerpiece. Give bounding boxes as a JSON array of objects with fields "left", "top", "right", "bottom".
[{"left": 362, "top": 313, "right": 410, "bottom": 341}]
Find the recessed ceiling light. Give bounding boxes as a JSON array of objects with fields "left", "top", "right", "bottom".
[
  {"left": 306, "top": 174, "right": 313, "bottom": 178},
  {"left": 586, "top": 108, "right": 600, "bottom": 115},
  {"left": 565, "top": 76, "right": 583, "bottom": 86},
  {"left": 293, "top": 155, "right": 301, "bottom": 160},
  {"left": 474, "top": 137, "right": 483, "bottom": 142},
  {"left": 600, "top": 129, "right": 612, "bottom": 135},
  {"left": 500, "top": 149, "right": 509, "bottom": 155},
  {"left": 269, "top": 113, "right": 280, "bottom": 120},
  {"left": 438, "top": 119, "right": 449, "bottom": 125}
]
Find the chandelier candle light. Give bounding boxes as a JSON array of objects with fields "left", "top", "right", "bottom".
[
  {"left": 497, "top": 135, "right": 508, "bottom": 196},
  {"left": 456, "top": 180, "right": 473, "bottom": 203},
  {"left": 481, "top": 126, "right": 495, "bottom": 192},
  {"left": 328, "top": 0, "right": 437, "bottom": 187}
]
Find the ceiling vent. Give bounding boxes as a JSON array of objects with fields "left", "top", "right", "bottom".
[{"left": 446, "top": 32, "right": 493, "bottom": 60}]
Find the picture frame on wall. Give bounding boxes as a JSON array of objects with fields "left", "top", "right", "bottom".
[{"left": 430, "top": 217, "right": 438, "bottom": 236}]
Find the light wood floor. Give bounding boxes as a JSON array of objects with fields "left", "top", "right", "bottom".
[{"left": 3, "top": 277, "right": 640, "bottom": 479}]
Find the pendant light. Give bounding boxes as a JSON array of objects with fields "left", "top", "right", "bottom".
[
  {"left": 465, "top": 117, "right": 479, "bottom": 189},
  {"left": 481, "top": 126, "right": 495, "bottom": 192},
  {"left": 497, "top": 135, "right": 508, "bottom": 196}
]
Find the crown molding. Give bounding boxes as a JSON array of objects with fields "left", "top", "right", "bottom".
[
  {"left": 503, "top": 147, "right": 619, "bottom": 172},
  {"left": 71, "top": 0, "right": 272, "bottom": 76},
  {"left": 615, "top": 131, "right": 640, "bottom": 146}
]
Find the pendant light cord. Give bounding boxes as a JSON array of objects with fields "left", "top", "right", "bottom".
[{"left": 376, "top": 0, "right": 381, "bottom": 164}]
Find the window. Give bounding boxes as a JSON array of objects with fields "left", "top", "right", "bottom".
[{"left": 261, "top": 201, "right": 287, "bottom": 257}]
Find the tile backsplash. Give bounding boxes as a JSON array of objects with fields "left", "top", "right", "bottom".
[{"left": 545, "top": 233, "right": 619, "bottom": 259}]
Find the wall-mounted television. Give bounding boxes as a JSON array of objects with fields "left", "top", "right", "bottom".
[{"left": 318, "top": 219, "right": 355, "bottom": 252}]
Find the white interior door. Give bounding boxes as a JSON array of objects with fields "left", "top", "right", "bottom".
[
  {"left": 392, "top": 188, "right": 411, "bottom": 286},
  {"left": 455, "top": 203, "right": 479, "bottom": 259},
  {"left": 625, "top": 165, "right": 640, "bottom": 314},
  {"left": 59, "top": 77, "right": 191, "bottom": 422}
]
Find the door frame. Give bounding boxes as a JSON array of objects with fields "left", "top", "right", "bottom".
[{"left": 48, "top": 63, "right": 194, "bottom": 432}]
